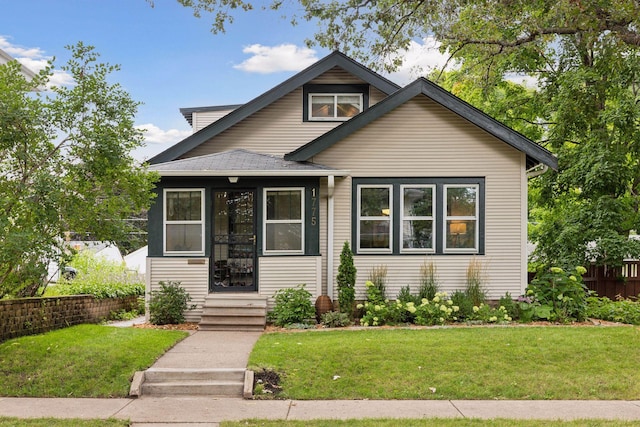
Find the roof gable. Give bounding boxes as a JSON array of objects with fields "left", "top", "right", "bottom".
[
  {"left": 149, "top": 51, "right": 401, "bottom": 164},
  {"left": 285, "top": 78, "right": 557, "bottom": 170}
]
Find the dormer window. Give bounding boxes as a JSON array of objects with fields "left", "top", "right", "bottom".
[
  {"left": 303, "top": 84, "right": 369, "bottom": 122},
  {"left": 309, "top": 93, "right": 363, "bottom": 120}
]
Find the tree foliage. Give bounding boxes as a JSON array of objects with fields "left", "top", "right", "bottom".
[
  {"left": 173, "top": 0, "right": 640, "bottom": 268},
  {"left": 0, "top": 42, "right": 158, "bottom": 298},
  {"left": 336, "top": 241, "right": 356, "bottom": 316}
]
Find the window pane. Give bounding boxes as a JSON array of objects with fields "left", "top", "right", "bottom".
[
  {"left": 447, "top": 187, "right": 476, "bottom": 216},
  {"left": 360, "top": 187, "right": 390, "bottom": 217},
  {"left": 403, "top": 187, "right": 433, "bottom": 217},
  {"left": 266, "top": 190, "right": 301, "bottom": 220},
  {"left": 359, "top": 220, "right": 390, "bottom": 249},
  {"left": 166, "top": 191, "right": 201, "bottom": 221},
  {"left": 266, "top": 223, "right": 302, "bottom": 251},
  {"left": 166, "top": 224, "right": 202, "bottom": 252},
  {"left": 311, "top": 95, "right": 334, "bottom": 117},
  {"left": 446, "top": 220, "right": 476, "bottom": 249},
  {"left": 403, "top": 220, "right": 433, "bottom": 249},
  {"left": 337, "top": 95, "right": 361, "bottom": 117}
]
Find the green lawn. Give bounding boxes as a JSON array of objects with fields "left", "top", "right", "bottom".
[
  {"left": 0, "top": 324, "right": 188, "bottom": 397},
  {"left": 222, "top": 420, "right": 640, "bottom": 427},
  {"left": 248, "top": 326, "right": 640, "bottom": 400},
  {"left": 0, "top": 418, "right": 127, "bottom": 427}
]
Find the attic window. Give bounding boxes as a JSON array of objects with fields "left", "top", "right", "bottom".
[
  {"left": 309, "top": 94, "right": 363, "bottom": 120},
  {"left": 303, "top": 84, "right": 369, "bottom": 122}
]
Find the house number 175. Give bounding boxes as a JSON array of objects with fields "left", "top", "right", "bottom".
[{"left": 311, "top": 187, "right": 317, "bottom": 226}]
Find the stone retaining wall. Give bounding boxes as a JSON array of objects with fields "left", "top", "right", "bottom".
[{"left": 0, "top": 295, "right": 140, "bottom": 341}]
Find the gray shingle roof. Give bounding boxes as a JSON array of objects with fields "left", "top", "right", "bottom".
[{"left": 150, "top": 149, "right": 347, "bottom": 177}]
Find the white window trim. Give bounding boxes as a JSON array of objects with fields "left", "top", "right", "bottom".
[
  {"left": 443, "top": 184, "right": 479, "bottom": 254},
  {"left": 163, "top": 188, "right": 205, "bottom": 256},
  {"left": 263, "top": 187, "right": 305, "bottom": 255},
  {"left": 400, "top": 184, "right": 436, "bottom": 254},
  {"left": 357, "top": 184, "right": 393, "bottom": 253},
  {"left": 308, "top": 93, "right": 363, "bottom": 121}
]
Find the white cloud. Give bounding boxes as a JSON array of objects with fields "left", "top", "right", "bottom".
[
  {"left": 136, "top": 123, "right": 191, "bottom": 145},
  {"left": 234, "top": 44, "right": 318, "bottom": 74},
  {"left": 386, "top": 37, "right": 458, "bottom": 85},
  {"left": 0, "top": 35, "right": 74, "bottom": 86}
]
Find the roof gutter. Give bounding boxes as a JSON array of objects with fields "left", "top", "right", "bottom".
[{"left": 153, "top": 169, "right": 351, "bottom": 178}]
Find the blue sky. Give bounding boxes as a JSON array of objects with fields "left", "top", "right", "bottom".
[{"left": 1, "top": 0, "right": 449, "bottom": 161}]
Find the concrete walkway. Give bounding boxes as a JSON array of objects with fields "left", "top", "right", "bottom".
[
  {"left": 1, "top": 329, "right": 640, "bottom": 424},
  {"left": 1, "top": 397, "right": 639, "bottom": 425}
]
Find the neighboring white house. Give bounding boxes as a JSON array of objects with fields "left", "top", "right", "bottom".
[{"left": 0, "top": 47, "right": 36, "bottom": 80}]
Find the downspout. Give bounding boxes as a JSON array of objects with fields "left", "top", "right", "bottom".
[{"left": 326, "top": 175, "right": 335, "bottom": 300}]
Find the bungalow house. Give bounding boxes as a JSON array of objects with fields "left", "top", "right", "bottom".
[{"left": 146, "top": 51, "right": 557, "bottom": 329}]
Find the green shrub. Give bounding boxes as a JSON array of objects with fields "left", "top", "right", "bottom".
[
  {"left": 336, "top": 241, "right": 357, "bottom": 317},
  {"left": 450, "top": 290, "right": 474, "bottom": 320},
  {"left": 367, "top": 265, "right": 388, "bottom": 303},
  {"left": 50, "top": 251, "right": 144, "bottom": 299},
  {"left": 499, "top": 292, "right": 519, "bottom": 320},
  {"left": 412, "top": 293, "right": 458, "bottom": 326},
  {"left": 465, "top": 258, "right": 487, "bottom": 306},
  {"left": 418, "top": 259, "right": 440, "bottom": 300},
  {"left": 149, "top": 281, "right": 195, "bottom": 325},
  {"left": 321, "top": 311, "right": 352, "bottom": 328},
  {"left": 270, "top": 284, "right": 316, "bottom": 327},
  {"left": 468, "top": 303, "right": 512, "bottom": 324},
  {"left": 397, "top": 285, "right": 419, "bottom": 322},
  {"left": 586, "top": 296, "right": 640, "bottom": 324},
  {"left": 526, "top": 266, "right": 588, "bottom": 322}
]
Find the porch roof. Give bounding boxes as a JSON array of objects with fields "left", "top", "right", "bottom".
[{"left": 149, "top": 149, "right": 349, "bottom": 177}]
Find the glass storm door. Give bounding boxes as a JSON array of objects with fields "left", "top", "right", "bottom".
[{"left": 211, "top": 190, "right": 256, "bottom": 292}]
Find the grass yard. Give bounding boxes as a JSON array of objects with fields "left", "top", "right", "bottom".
[
  {"left": 0, "top": 324, "right": 188, "bottom": 398},
  {"left": 0, "top": 418, "right": 127, "bottom": 427},
  {"left": 248, "top": 326, "right": 640, "bottom": 400},
  {"left": 222, "top": 420, "right": 640, "bottom": 427}
]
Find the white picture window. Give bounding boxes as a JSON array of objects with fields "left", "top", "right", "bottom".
[
  {"left": 357, "top": 185, "right": 392, "bottom": 252},
  {"left": 164, "top": 189, "right": 205, "bottom": 254},
  {"left": 264, "top": 188, "right": 304, "bottom": 254},
  {"left": 401, "top": 185, "right": 435, "bottom": 252},
  {"left": 309, "top": 93, "right": 363, "bottom": 120},
  {"left": 444, "top": 185, "right": 479, "bottom": 252}
]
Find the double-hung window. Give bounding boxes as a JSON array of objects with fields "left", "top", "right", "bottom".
[
  {"left": 401, "top": 185, "right": 435, "bottom": 252},
  {"left": 354, "top": 179, "right": 483, "bottom": 255},
  {"left": 264, "top": 188, "right": 304, "bottom": 254},
  {"left": 444, "top": 185, "right": 479, "bottom": 252},
  {"left": 164, "top": 189, "right": 204, "bottom": 254},
  {"left": 357, "top": 185, "right": 392, "bottom": 252}
]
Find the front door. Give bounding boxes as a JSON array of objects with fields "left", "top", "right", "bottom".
[{"left": 211, "top": 190, "right": 257, "bottom": 292}]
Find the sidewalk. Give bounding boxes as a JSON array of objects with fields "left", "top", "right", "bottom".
[{"left": 1, "top": 396, "right": 639, "bottom": 425}]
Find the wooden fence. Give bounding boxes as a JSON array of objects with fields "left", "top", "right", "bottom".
[{"left": 582, "top": 261, "right": 640, "bottom": 300}]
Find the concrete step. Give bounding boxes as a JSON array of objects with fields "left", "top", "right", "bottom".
[
  {"left": 141, "top": 380, "right": 243, "bottom": 397},
  {"left": 144, "top": 368, "right": 245, "bottom": 383}
]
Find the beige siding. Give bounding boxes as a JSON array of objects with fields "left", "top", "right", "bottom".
[
  {"left": 192, "top": 109, "right": 237, "bottom": 132},
  {"left": 147, "top": 257, "right": 209, "bottom": 322},
  {"left": 184, "top": 89, "right": 337, "bottom": 158},
  {"left": 315, "top": 96, "right": 527, "bottom": 299},
  {"left": 182, "top": 68, "right": 391, "bottom": 159},
  {"left": 258, "top": 256, "right": 322, "bottom": 309}
]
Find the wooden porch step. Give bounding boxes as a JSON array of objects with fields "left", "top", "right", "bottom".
[{"left": 199, "top": 293, "right": 267, "bottom": 331}]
